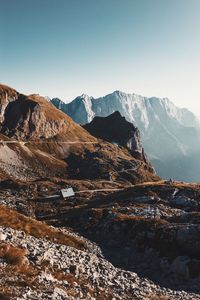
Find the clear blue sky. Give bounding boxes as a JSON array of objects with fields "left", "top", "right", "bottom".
[{"left": 1, "top": 0, "right": 200, "bottom": 113}]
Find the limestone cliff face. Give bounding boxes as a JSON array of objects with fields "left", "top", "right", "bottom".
[
  {"left": 128, "top": 128, "right": 148, "bottom": 162},
  {"left": 83, "top": 111, "right": 148, "bottom": 162},
  {"left": 0, "top": 84, "right": 18, "bottom": 122}
]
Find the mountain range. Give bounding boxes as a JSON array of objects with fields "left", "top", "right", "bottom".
[{"left": 51, "top": 91, "right": 200, "bottom": 182}]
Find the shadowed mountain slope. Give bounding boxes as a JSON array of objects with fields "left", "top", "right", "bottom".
[{"left": 83, "top": 111, "right": 148, "bottom": 162}]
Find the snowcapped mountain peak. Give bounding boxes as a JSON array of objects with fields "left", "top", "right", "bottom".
[
  {"left": 73, "top": 93, "right": 94, "bottom": 123},
  {"left": 80, "top": 93, "right": 91, "bottom": 100},
  {"left": 112, "top": 90, "right": 127, "bottom": 97},
  {"left": 111, "top": 90, "right": 142, "bottom": 100}
]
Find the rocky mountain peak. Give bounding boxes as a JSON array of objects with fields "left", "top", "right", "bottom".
[
  {"left": 0, "top": 89, "right": 94, "bottom": 142},
  {"left": 83, "top": 111, "right": 148, "bottom": 161},
  {"left": 112, "top": 90, "right": 125, "bottom": 97},
  {"left": 1, "top": 93, "right": 66, "bottom": 140},
  {"left": 80, "top": 93, "right": 91, "bottom": 100}
]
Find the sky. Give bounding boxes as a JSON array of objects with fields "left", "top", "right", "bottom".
[{"left": 1, "top": 0, "right": 200, "bottom": 113}]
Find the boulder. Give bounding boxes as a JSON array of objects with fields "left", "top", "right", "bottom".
[{"left": 169, "top": 196, "right": 196, "bottom": 209}]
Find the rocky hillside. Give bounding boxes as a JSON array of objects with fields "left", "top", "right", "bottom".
[
  {"left": 1, "top": 204, "right": 194, "bottom": 300},
  {"left": 0, "top": 84, "right": 157, "bottom": 184},
  {"left": 1, "top": 179, "right": 200, "bottom": 299},
  {"left": 51, "top": 91, "right": 200, "bottom": 182},
  {"left": 25, "top": 178, "right": 200, "bottom": 298},
  {"left": 2, "top": 84, "right": 200, "bottom": 299}
]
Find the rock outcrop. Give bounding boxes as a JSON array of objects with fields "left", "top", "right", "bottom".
[
  {"left": 0, "top": 84, "right": 18, "bottom": 122},
  {"left": 83, "top": 111, "right": 148, "bottom": 162}
]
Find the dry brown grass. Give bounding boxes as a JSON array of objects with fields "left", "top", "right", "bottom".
[
  {"left": 0, "top": 205, "right": 85, "bottom": 250},
  {"left": 115, "top": 213, "right": 168, "bottom": 226},
  {"left": 148, "top": 296, "right": 170, "bottom": 300},
  {"left": 54, "top": 271, "right": 75, "bottom": 282},
  {"left": 135, "top": 180, "right": 200, "bottom": 189},
  {"left": 0, "top": 243, "right": 27, "bottom": 266}
]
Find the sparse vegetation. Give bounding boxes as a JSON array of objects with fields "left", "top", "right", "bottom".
[
  {"left": 0, "top": 243, "right": 27, "bottom": 266},
  {"left": 0, "top": 205, "right": 85, "bottom": 250}
]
